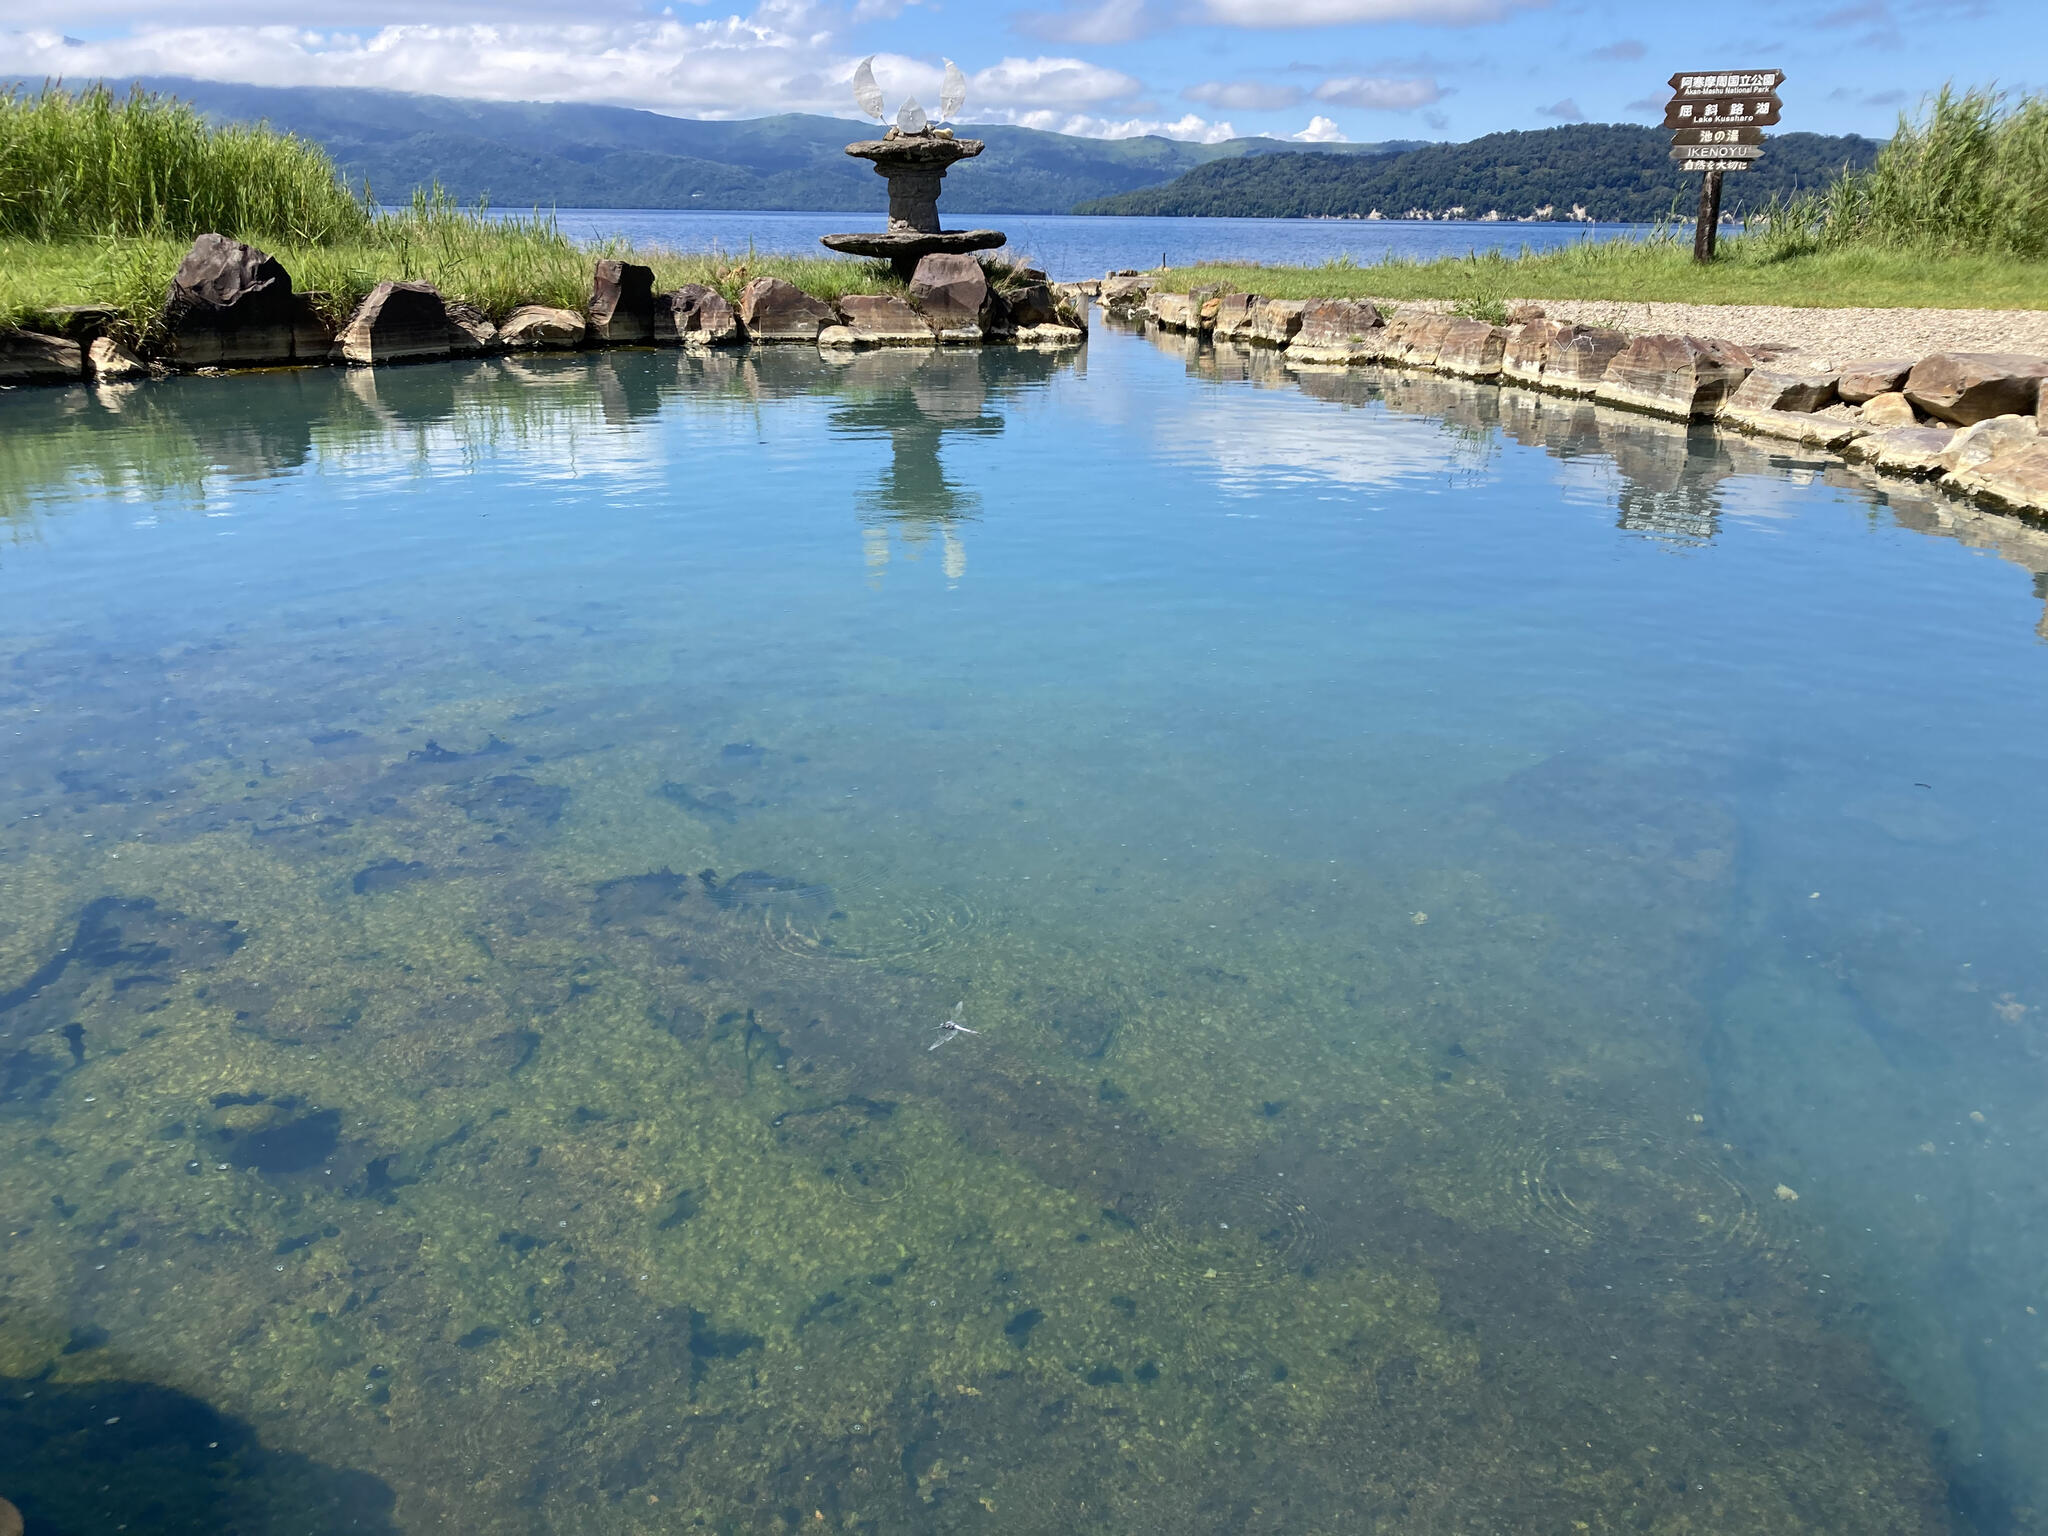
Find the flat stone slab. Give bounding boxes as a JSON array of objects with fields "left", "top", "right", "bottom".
[
  {"left": 821, "top": 231, "right": 1007, "bottom": 262},
  {"left": 843, "top": 135, "right": 984, "bottom": 168}
]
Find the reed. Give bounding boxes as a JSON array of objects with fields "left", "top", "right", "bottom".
[{"left": 0, "top": 82, "right": 371, "bottom": 244}]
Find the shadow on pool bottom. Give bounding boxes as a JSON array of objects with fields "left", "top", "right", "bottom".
[{"left": 0, "top": 1363, "right": 398, "bottom": 1536}]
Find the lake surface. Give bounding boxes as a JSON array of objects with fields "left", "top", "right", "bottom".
[
  {"left": 3, "top": 326, "right": 2047, "bottom": 1536},
  {"left": 525, "top": 208, "right": 1654, "bottom": 281}
]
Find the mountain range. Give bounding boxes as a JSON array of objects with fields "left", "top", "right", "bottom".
[
  {"left": 110, "top": 78, "right": 1415, "bottom": 215},
  {"left": 1075, "top": 124, "right": 1882, "bottom": 223}
]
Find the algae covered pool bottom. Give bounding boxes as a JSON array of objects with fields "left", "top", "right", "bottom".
[{"left": 2, "top": 330, "right": 2047, "bottom": 1536}]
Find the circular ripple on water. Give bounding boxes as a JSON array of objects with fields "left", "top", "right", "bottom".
[
  {"left": 1128, "top": 1172, "right": 1329, "bottom": 1296},
  {"left": 1508, "top": 1125, "right": 1763, "bottom": 1265},
  {"left": 745, "top": 862, "right": 984, "bottom": 966},
  {"left": 820, "top": 1151, "right": 909, "bottom": 1205}
]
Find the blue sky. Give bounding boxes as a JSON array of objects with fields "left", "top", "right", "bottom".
[{"left": 0, "top": 0, "right": 2035, "bottom": 143}]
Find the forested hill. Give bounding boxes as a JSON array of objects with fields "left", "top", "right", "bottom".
[
  {"left": 1074, "top": 124, "right": 1880, "bottom": 221},
  {"left": 78, "top": 78, "right": 1414, "bottom": 214}
]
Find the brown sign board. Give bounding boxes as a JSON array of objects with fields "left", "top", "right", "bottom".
[
  {"left": 1670, "top": 144, "right": 1764, "bottom": 162},
  {"left": 1669, "top": 69, "right": 1784, "bottom": 96},
  {"left": 1671, "top": 125, "right": 1765, "bottom": 147},
  {"left": 1664, "top": 95, "right": 1781, "bottom": 128},
  {"left": 1677, "top": 158, "right": 1754, "bottom": 173}
]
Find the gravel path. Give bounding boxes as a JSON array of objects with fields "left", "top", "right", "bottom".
[{"left": 1383, "top": 296, "right": 2048, "bottom": 362}]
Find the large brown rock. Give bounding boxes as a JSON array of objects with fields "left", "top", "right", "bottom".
[
  {"left": 836, "top": 294, "right": 934, "bottom": 345},
  {"left": 589, "top": 259, "right": 657, "bottom": 345},
  {"left": 336, "top": 281, "right": 450, "bottom": 366},
  {"left": 162, "top": 233, "right": 302, "bottom": 368},
  {"left": 1502, "top": 318, "right": 1565, "bottom": 387},
  {"left": 1007, "top": 283, "right": 1060, "bottom": 330},
  {"left": 499, "top": 305, "right": 587, "bottom": 349},
  {"left": 1288, "top": 299, "right": 1385, "bottom": 364},
  {"left": 1147, "top": 291, "right": 1199, "bottom": 331},
  {"left": 1947, "top": 439, "right": 2048, "bottom": 515},
  {"left": 1595, "top": 334, "right": 1754, "bottom": 419},
  {"left": 1248, "top": 299, "right": 1307, "bottom": 347},
  {"left": 740, "top": 276, "right": 836, "bottom": 342},
  {"left": 1844, "top": 425, "right": 1956, "bottom": 476},
  {"left": 1435, "top": 318, "right": 1506, "bottom": 379},
  {"left": 445, "top": 301, "right": 498, "bottom": 356},
  {"left": 1725, "top": 366, "right": 1837, "bottom": 414},
  {"left": 1395, "top": 313, "right": 1454, "bottom": 369},
  {"left": 1836, "top": 358, "right": 1914, "bottom": 404},
  {"left": 0, "top": 328, "right": 84, "bottom": 383},
  {"left": 1861, "top": 391, "right": 1918, "bottom": 428},
  {"left": 908, "top": 255, "right": 989, "bottom": 329},
  {"left": 1099, "top": 274, "right": 1152, "bottom": 312},
  {"left": 1904, "top": 352, "right": 2048, "bottom": 426},
  {"left": 1937, "top": 413, "right": 2038, "bottom": 475},
  {"left": 655, "top": 286, "right": 741, "bottom": 346},
  {"left": 1542, "top": 325, "right": 1628, "bottom": 395},
  {"left": 1212, "top": 293, "right": 1259, "bottom": 342}
]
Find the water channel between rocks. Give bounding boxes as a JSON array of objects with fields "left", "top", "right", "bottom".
[{"left": 2, "top": 326, "right": 2046, "bottom": 1535}]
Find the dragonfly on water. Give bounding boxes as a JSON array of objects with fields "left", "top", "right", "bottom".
[{"left": 930, "top": 1003, "right": 980, "bottom": 1050}]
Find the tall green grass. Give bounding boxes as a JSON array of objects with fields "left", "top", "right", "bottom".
[
  {"left": 1754, "top": 86, "right": 2048, "bottom": 260},
  {"left": 0, "top": 82, "right": 371, "bottom": 244}
]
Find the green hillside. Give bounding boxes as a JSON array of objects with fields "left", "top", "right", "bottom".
[
  {"left": 1074, "top": 124, "right": 1881, "bottom": 222},
  {"left": 103, "top": 79, "right": 1414, "bottom": 214}
]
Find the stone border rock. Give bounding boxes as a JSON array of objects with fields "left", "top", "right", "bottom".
[
  {"left": 1106, "top": 275, "right": 2048, "bottom": 521},
  {"left": 0, "top": 235, "right": 1087, "bottom": 393}
]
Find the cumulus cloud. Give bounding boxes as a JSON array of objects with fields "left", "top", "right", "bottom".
[
  {"left": 1183, "top": 79, "right": 1305, "bottom": 111},
  {"left": 1004, "top": 108, "right": 1239, "bottom": 142},
  {"left": 1199, "top": 0, "right": 1545, "bottom": 25},
  {"left": 1292, "top": 115, "right": 1348, "bottom": 141},
  {"left": 0, "top": 22, "right": 1140, "bottom": 123},
  {"left": 1537, "top": 98, "right": 1584, "bottom": 120},
  {"left": 1313, "top": 75, "right": 1443, "bottom": 110},
  {"left": 1590, "top": 38, "right": 1644, "bottom": 60}
]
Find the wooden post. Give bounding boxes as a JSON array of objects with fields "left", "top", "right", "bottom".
[{"left": 1693, "top": 169, "right": 1724, "bottom": 263}]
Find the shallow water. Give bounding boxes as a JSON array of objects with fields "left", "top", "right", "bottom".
[{"left": 2, "top": 331, "right": 2047, "bottom": 1535}]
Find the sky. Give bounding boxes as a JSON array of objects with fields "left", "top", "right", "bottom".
[{"left": 1, "top": 0, "right": 2037, "bottom": 145}]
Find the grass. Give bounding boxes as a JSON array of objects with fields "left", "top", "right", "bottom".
[{"left": 1162, "top": 238, "right": 2048, "bottom": 311}]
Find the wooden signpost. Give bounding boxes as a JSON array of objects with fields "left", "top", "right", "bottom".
[{"left": 1667, "top": 69, "right": 1783, "bottom": 261}]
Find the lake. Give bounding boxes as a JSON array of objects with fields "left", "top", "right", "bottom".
[
  {"left": 2, "top": 325, "right": 2045, "bottom": 1535},
  {"left": 523, "top": 208, "right": 1655, "bottom": 281}
]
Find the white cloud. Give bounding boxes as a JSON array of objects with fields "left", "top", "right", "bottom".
[
  {"left": 1292, "top": 114, "right": 1348, "bottom": 141},
  {"left": 1313, "top": 75, "right": 1444, "bottom": 110},
  {"left": 1183, "top": 79, "right": 1305, "bottom": 111},
  {"left": 1537, "top": 97, "right": 1584, "bottom": 120},
  {"left": 1200, "top": 0, "right": 1544, "bottom": 23},
  {"left": 0, "top": 23, "right": 1139, "bottom": 123},
  {"left": 1001, "top": 108, "right": 1239, "bottom": 142}
]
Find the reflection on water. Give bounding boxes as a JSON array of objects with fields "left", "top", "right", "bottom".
[{"left": 3, "top": 332, "right": 2048, "bottom": 1534}]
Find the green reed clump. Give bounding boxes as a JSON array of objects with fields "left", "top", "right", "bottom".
[
  {"left": 1764, "top": 85, "right": 2048, "bottom": 259},
  {"left": 0, "top": 82, "right": 371, "bottom": 244}
]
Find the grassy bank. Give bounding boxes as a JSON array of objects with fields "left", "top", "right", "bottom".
[
  {"left": 1, "top": 85, "right": 901, "bottom": 342},
  {"left": 1165, "top": 240, "right": 2048, "bottom": 312}
]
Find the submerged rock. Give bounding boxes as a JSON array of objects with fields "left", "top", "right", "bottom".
[
  {"left": 588, "top": 259, "right": 657, "bottom": 345},
  {"left": 336, "top": 281, "right": 451, "bottom": 366}
]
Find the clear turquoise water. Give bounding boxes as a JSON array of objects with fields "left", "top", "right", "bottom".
[{"left": 2, "top": 330, "right": 2046, "bottom": 1535}]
